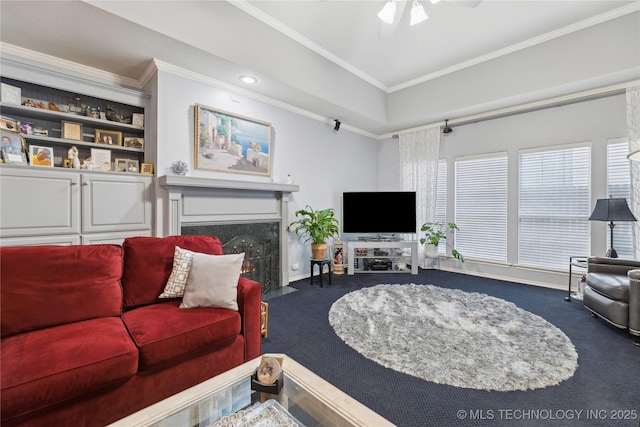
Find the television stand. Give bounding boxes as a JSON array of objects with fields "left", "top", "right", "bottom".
[
  {"left": 357, "top": 234, "right": 401, "bottom": 242},
  {"left": 347, "top": 240, "right": 418, "bottom": 275}
]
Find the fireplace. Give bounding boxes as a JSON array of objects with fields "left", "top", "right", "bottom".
[
  {"left": 159, "top": 176, "right": 299, "bottom": 290},
  {"left": 181, "top": 222, "right": 279, "bottom": 294}
]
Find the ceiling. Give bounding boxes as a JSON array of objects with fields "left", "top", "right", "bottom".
[{"left": 0, "top": 1, "right": 637, "bottom": 135}]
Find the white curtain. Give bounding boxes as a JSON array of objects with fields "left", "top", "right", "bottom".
[
  {"left": 626, "top": 85, "right": 640, "bottom": 259},
  {"left": 399, "top": 127, "right": 441, "bottom": 262}
]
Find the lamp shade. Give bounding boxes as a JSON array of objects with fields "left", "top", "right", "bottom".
[
  {"left": 588, "top": 198, "right": 637, "bottom": 222},
  {"left": 410, "top": 1, "right": 428, "bottom": 26},
  {"left": 378, "top": 1, "right": 397, "bottom": 24},
  {"left": 628, "top": 148, "right": 640, "bottom": 161}
]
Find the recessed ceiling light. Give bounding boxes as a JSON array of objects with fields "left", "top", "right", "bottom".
[{"left": 239, "top": 75, "right": 258, "bottom": 84}]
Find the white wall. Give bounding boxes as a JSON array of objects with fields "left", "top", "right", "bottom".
[
  {"left": 153, "top": 69, "right": 380, "bottom": 280},
  {"left": 378, "top": 93, "right": 629, "bottom": 289}
]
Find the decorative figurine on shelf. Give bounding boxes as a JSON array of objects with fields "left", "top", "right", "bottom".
[
  {"left": 72, "top": 95, "right": 82, "bottom": 115},
  {"left": 105, "top": 105, "right": 117, "bottom": 122},
  {"left": 170, "top": 160, "right": 189, "bottom": 176},
  {"left": 81, "top": 156, "right": 94, "bottom": 170},
  {"left": 67, "top": 146, "right": 80, "bottom": 169},
  {"left": 117, "top": 115, "right": 132, "bottom": 124}
]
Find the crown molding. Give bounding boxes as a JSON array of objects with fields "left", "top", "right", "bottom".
[{"left": 0, "top": 43, "right": 142, "bottom": 90}]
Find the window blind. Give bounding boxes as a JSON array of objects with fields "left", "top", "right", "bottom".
[
  {"left": 435, "top": 160, "right": 447, "bottom": 255},
  {"left": 607, "top": 139, "right": 633, "bottom": 259},
  {"left": 518, "top": 144, "right": 591, "bottom": 269},
  {"left": 455, "top": 154, "right": 508, "bottom": 262}
]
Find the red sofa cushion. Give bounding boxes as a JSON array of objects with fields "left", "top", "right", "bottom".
[
  {"left": 122, "top": 300, "right": 241, "bottom": 370},
  {"left": 1, "top": 317, "right": 138, "bottom": 420},
  {"left": 122, "top": 235, "right": 223, "bottom": 309},
  {"left": 0, "top": 244, "right": 124, "bottom": 338}
]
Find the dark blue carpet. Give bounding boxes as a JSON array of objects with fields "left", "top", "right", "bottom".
[{"left": 261, "top": 270, "right": 640, "bottom": 426}]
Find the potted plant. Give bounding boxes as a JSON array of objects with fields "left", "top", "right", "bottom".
[
  {"left": 288, "top": 206, "right": 340, "bottom": 259},
  {"left": 419, "top": 222, "right": 464, "bottom": 262}
]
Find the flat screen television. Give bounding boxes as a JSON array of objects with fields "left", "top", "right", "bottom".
[{"left": 342, "top": 191, "right": 417, "bottom": 235}]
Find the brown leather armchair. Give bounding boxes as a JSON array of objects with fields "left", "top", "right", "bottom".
[{"left": 583, "top": 257, "right": 640, "bottom": 345}]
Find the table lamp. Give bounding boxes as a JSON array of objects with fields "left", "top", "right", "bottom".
[{"left": 588, "top": 197, "right": 637, "bottom": 257}]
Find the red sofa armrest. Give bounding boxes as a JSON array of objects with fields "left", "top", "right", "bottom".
[{"left": 237, "top": 277, "right": 262, "bottom": 360}]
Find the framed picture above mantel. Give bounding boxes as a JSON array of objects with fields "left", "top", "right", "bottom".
[{"left": 194, "top": 104, "right": 272, "bottom": 177}]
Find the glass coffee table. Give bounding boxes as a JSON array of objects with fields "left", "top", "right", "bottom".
[{"left": 108, "top": 353, "right": 394, "bottom": 427}]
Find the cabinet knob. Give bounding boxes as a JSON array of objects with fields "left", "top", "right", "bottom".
[
  {"left": 70, "top": 182, "right": 77, "bottom": 186},
  {"left": 82, "top": 182, "right": 89, "bottom": 186}
]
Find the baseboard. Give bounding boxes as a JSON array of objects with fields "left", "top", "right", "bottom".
[{"left": 435, "top": 266, "right": 566, "bottom": 291}]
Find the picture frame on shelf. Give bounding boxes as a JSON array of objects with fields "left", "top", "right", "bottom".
[
  {"left": 62, "top": 121, "right": 83, "bottom": 141},
  {"left": 0, "top": 116, "right": 19, "bottom": 132},
  {"left": 20, "top": 122, "right": 34, "bottom": 135},
  {"left": 33, "top": 127, "right": 48, "bottom": 136},
  {"left": 141, "top": 163, "right": 153, "bottom": 174},
  {"left": 1, "top": 130, "right": 27, "bottom": 155},
  {"left": 132, "top": 113, "right": 144, "bottom": 128},
  {"left": 91, "top": 147, "right": 111, "bottom": 171},
  {"left": 2, "top": 148, "right": 28, "bottom": 165},
  {"left": 95, "top": 129, "right": 122, "bottom": 146},
  {"left": 115, "top": 158, "right": 128, "bottom": 172},
  {"left": 123, "top": 137, "right": 143, "bottom": 149},
  {"left": 194, "top": 103, "right": 272, "bottom": 176},
  {"left": 1, "top": 83, "right": 21, "bottom": 105},
  {"left": 126, "top": 159, "right": 139, "bottom": 173},
  {"left": 29, "top": 145, "right": 54, "bottom": 167}
]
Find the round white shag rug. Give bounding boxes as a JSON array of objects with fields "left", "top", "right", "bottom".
[{"left": 328, "top": 284, "right": 578, "bottom": 391}]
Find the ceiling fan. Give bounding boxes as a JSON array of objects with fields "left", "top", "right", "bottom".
[{"left": 378, "top": 0, "right": 483, "bottom": 38}]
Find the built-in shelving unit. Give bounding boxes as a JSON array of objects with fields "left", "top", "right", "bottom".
[
  {"left": 1, "top": 77, "right": 145, "bottom": 169},
  {"left": 0, "top": 75, "right": 152, "bottom": 247}
]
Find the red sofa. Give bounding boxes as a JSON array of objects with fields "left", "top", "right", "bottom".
[{"left": 0, "top": 235, "right": 262, "bottom": 427}]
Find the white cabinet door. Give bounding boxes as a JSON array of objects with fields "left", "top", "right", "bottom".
[
  {"left": 81, "top": 172, "right": 152, "bottom": 234},
  {"left": 0, "top": 167, "right": 80, "bottom": 238}
]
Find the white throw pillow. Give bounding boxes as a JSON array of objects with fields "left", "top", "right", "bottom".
[
  {"left": 159, "top": 246, "right": 194, "bottom": 298},
  {"left": 180, "top": 252, "right": 245, "bottom": 311}
]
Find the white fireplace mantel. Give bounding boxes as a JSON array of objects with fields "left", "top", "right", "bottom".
[
  {"left": 159, "top": 175, "right": 299, "bottom": 287},
  {"left": 159, "top": 175, "right": 299, "bottom": 194}
]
